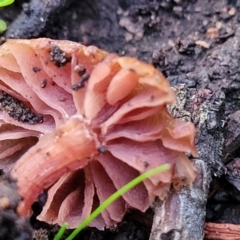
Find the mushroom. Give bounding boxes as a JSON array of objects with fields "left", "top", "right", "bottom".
[
  {"left": 0, "top": 38, "right": 107, "bottom": 171},
  {"left": 0, "top": 38, "right": 196, "bottom": 229}
]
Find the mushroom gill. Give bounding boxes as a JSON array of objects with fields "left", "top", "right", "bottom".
[{"left": 0, "top": 38, "right": 196, "bottom": 229}]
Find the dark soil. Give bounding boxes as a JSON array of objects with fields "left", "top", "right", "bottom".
[
  {"left": 2, "top": 0, "right": 240, "bottom": 239},
  {"left": 0, "top": 91, "right": 43, "bottom": 124},
  {"left": 0, "top": 170, "right": 32, "bottom": 240}
]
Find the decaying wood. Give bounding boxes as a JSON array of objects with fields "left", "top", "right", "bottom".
[
  {"left": 150, "top": 159, "right": 210, "bottom": 240},
  {"left": 223, "top": 110, "right": 240, "bottom": 164},
  {"left": 6, "top": 0, "right": 74, "bottom": 39},
  {"left": 205, "top": 222, "right": 240, "bottom": 240},
  {"left": 150, "top": 86, "right": 226, "bottom": 240}
]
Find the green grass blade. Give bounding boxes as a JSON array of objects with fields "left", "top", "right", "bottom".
[
  {"left": 0, "top": 0, "right": 14, "bottom": 7},
  {"left": 53, "top": 222, "right": 68, "bottom": 240},
  {"left": 65, "top": 163, "right": 170, "bottom": 240},
  {"left": 0, "top": 19, "right": 7, "bottom": 33}
]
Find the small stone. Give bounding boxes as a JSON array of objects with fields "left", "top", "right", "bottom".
[
  {"left": 216, "top": 22, "right": 222, "bottom": 29},
  {"left": 173, "top": 6, "right": 183, "bottom": 13},
  {"left": 221, "top": 7, "right": 228, "bottom": 13},
  {"left": 206, "top": 28, "right": 219, "bottom": 39},
  {"left": 0, "top": 197, "right": 10, "bottom": 209},
  {"left": 229, "top": 7, "right": 236, "bottom": 16},
  {"left": 195, "top": 40, "right": 210, "bottom": 49},
  {"left": 124, "top": 32, "right": 133, "bottom": 42},
  {"left": 195, "top": 7, "right": 201, "bottom": 12},
  {"left": 168, "top": 39, "right": 175, "bottom": 47}
]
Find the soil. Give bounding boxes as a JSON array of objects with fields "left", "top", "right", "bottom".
[
  {"left": 0, "top": 170, "right": 32, "bottom": 240},
  {"left": 1, "top": 0, "right": 240, "bottom": 239}
]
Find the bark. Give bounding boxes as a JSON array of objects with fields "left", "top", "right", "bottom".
[
  {"left": 6, "top": 0, "right": 74, "bottom": 38},
  {"left": 150, "top": 87, "right": 226, "bottom": 240}
]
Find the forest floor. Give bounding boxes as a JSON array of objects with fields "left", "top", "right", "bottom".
[{"left": 1, "top": 0, "right": 240, "bottom": 239}]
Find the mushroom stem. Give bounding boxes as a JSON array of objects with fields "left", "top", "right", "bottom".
[{"left": 11, "top": 115, "right": 98, "bottom": 216}]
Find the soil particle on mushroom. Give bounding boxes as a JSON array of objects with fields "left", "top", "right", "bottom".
[
  {"left": 72, "top": 65, "right": 89, "bottom": 90},
  {"left": 72, "top": 73, "right": 90, "bottom": 90},
  {"left": 40, "top": 79, "right": 48, "bottom": 88},
  {"left": 50, "top": 45, "right": 71, "bottom": 67},
  {"left": 0, "top": 91, "right": 43, "bottom": 124},
  {"left": 32, "top": 66, "right": 41, "bottom": 73},
  {"left": 74, "top": 64, "right": 87, "bottom": 76}
]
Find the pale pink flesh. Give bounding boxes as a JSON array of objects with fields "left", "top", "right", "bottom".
[
  {"left": 0, "top": 70, "right": 60, "bottom": 130},
  {"left": 0, "top": 39, "right": 109, "bottom": 179},
  {"left": 106, "top": 68, "right": 139, "bottom": 105},
  {"left": 104, "top": 110, "right": 169, "bottom": 142},
  {"left": 107, "top": 138, "right": 175, "bottom": 183},
  {"left": 0, "top": 68, "right": 62, "bottom": 123},
  {"left": 12, "top": 117, "right": 97, "bottom": 216},
  {"left": 8, "top": 43, "right": 75, "bottom": 119},
  {"left": 161, "top": 119, "right": 197, "bottom": 156},
  {"left": 90, "top": 160, "right": 126, "bottom": 225},
  {"left": 71, "top": 48, "right": 108, "bottom": 115},
  {"left": 57, "top": 167, "right": 95, "bottom": 228},
  {"left": 101, "top": 86, "right": 175, "bottom": 134},
  {"left": 0, "top": 124, "right": 40, "bottom": 140},
  {"left": 97, "top": 153, "right": 150, "bottom": 211},
  {"left": 0, "top": 137, "right": 37, "bottom": 161},
  {"left": 84, "top": 57, "right": 121, "bottom": 121}
]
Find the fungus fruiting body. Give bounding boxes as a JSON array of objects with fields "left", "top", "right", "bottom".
[{"left": 0, "top": 38, "right": 196, "bottom": 229}]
